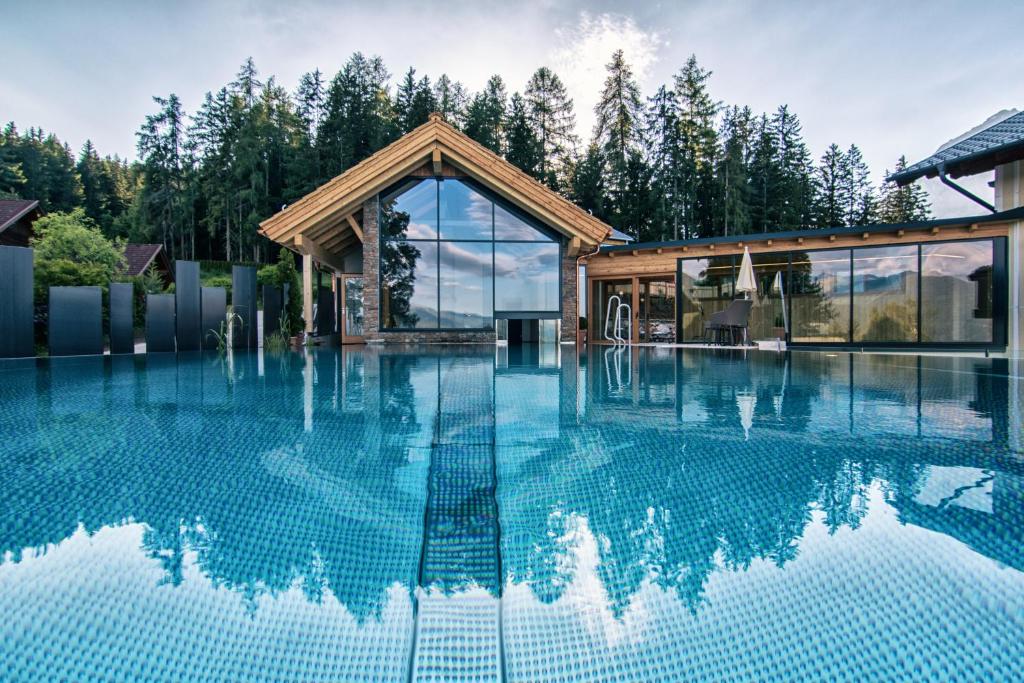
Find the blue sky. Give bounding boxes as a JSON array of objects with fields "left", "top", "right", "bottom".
[{"left": 3, "top": 0, "right": 1022, "bottom": 216}]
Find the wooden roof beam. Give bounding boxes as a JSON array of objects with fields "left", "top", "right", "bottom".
[
  {"left": 346, "top": 214, "right": 364, "bottom": 242},
  {"left": 432, "top": 146, "right": 443, "bottom": 175},
  {"left": 294, "top": 234, "right": 345, "bottom": 273}
]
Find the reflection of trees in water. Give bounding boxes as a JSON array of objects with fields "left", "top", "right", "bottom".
[
  {"left": 380, "top": 202, "right": 422, "bottom": 328},
  {"left": 0, "top": 354, "right": 425, "bottom": 622}
]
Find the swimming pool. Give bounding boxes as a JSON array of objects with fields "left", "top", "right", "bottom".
[{"left": 1, "top": 347, "right": 1022, "bottom": 681}]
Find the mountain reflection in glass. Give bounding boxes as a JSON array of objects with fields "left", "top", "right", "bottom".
[
  {"left": 1, "top": 348, "right": 1021, "bottom": 681},
  {"left": 379, "top": 177, "right": 559, "bottom": 330}
]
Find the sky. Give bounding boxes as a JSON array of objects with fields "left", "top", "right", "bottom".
[{"left": 3, "top": 0, "right": 1023, "bottom": 218}]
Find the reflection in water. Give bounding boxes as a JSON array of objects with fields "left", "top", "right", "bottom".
[{"left": 0, "top": 348, "right": 1021, "bottom": 681}]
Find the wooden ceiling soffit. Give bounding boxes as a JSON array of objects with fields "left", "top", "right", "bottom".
[
  {"left": 322, "top": 232, "right": 360, "bottom": 253},
  {"left": 294, "top": 234, "right": 345, "bottom": 272}
]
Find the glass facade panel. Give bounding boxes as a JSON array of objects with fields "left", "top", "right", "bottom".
[
  {"left": 791, "top": 250, "right": 851, "bottom": 342},
  {"left": 381, "top": 179, "right": 437, "bottom": 239},
  {"left": 380, "top": 177, "right": 562, "bottom": 330},
  {"left": 921, "top": 241, "right": 994, "bottom": 342},
  {"left": 494, "top": 204, "right": 552, "bottom": 241},
  {"left": 439, "top": 179, "right": 492, "bottom": 240},
  {"left": 678, "top": 257, "right": 735, "bottom": 341},
  {"left": 440, "top": 241, "right": 494, "bottom": 327},
  {"left": 494, "top": 243, "right": 560, "bottom": 312},
  {"left": 748, "top": 253, "right": 789, "bottom": 341},
  {"left": 853, "top": 245, "right": 918, "bottom": 342},
  {"left": 380, "top": 240, "right": 438, "bottom": 329},
  {"left": 639, "top": 278, "right": 675, "bottom": 342},
  {"left": 592, "top": 280, "right": 632, "bottom": 342},
  {"left": 344, "top": 276, "right": 364, "bottom": 337}
]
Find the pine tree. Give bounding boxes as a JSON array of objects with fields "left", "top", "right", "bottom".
[
  {"left": 645, "top": 85, "right": 682, "bottom": 240},
  {"left": 814, "top": 143, "right": 846, "bottom": 228},
  {"left": 504, "top": 93, "right": 542, "bottom": 176},
  {"left": 716, "top": 105, "right": 753, "bottom": 235},
  {"left": 394, "top": 68, "right": 436, "bottom": 133},
  {"left": 770, "top": 105, "right": 815, "bottom": 230},
  {"left": 0, "top": 123, "right": 27, "bottom": 196},
  {"left": 593, "top": 50, "right": 645, "bottom": 235},
  {"left": 840, "top": 144, "right": 875, "bottom": 225},
  {"left": 674, "top": 55, "right": 720, "bottom": 238},
  {"left": 524, "top": 67, "right": 578, "bottom": 190},
  {"left": 569, "top": 143, "right": 606, "bottom": 221},
  {"left": 878, "top": 156, "right": 931, "bottom": 223},
  {"left": 320, "top": 53, "right": 398, "bottom": 175},
  {"left": 463, "top": 76, "right": 507, "bottom": 154},
  {"left": 433, "top": 74, "right": 468, "bottom": 127},
  {"left": 137, "top": 93, "right": 189, "bottom": 256}
]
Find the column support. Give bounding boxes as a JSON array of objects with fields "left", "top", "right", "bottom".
[{"left": 303, "top": 252, "right": 314, "bottom": 335}]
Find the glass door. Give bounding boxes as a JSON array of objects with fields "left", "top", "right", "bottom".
[
  {"left": 638, "top": 277, "right": 676, "bottom": 342},
  {"left": 341, "top": 275, "right": 364, "bottom": 344}
]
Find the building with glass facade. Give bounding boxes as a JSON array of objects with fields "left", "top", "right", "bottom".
[
  {"left": 585, "top": 209, "right": 1021, "bottom": 350},
  {"left": 259, "top": 114, "right": 611, "bottom": 344}
]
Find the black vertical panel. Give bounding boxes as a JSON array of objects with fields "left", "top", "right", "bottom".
[
  {"left": 146, "top": 293, "right": 176, "bottom": 353},
  {"left": 109, "top": 282, "right": 135, "bottom": 354},
  {"left": 48, "top": 286, "right": 103, "bottom": 356},
  {"left": 231, "top": 265, "right": 257, "bottom": 348},
  {"left": 0, "top": 245, "right": 34, "bottom": 358},
  {"left": 201, "top": 287, "right": 227, "bottom": 350},
  {"left": 316, "top": 286, "right": 334, "bottom": 335},
  {"left": 175, "top": 260, "right": 201, "bottom": 351},
  {"left": 263, "top": 285, "right": 282, "bottom": 338}
]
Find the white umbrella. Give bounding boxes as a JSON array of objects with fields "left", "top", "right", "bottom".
[{"left": 736, "top": 246, "right": 756, "bottom": 300}]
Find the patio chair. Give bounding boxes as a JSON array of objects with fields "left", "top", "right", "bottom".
[{"left": 704, "top": 299, "right": 753, "bottom": 345}]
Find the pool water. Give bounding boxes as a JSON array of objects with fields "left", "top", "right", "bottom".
[{"left": 1, "top": 347, "right": 1022, "bottom": 681}]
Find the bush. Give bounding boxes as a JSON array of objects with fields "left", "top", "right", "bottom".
[
  {"left": 31, "top": 209, "right": 124, "bottom": 301},
  {"left": 260, "top": 249, "right": 303, "bottom": 334}
]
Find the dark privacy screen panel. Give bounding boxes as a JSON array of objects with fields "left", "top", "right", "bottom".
[
  {"left": 263, "top": 285, "right": 282, "bottom": 339},
  {"left": 201, "top": 287, "right": 227, "bottom": 350},
  {"left": 48, "top": 286, "right": 103, "bottom": 357},
  {"left": 316, "top": 286, "right": 334, "bottom": 335},
  {"left": 146, "top": 294, "right": 176, "bottom": 353},
  {"left": 0, "top": 246, "right": 34, "bottom": 358},
  {"left": 109, "top": 282, "right": 134, "bottom": 354},
  {"left": 231, "top": 266, "right": 257, "bottom": 348},
  {"left": 175, "top": 260, "right": 201, "bottom": 351}
]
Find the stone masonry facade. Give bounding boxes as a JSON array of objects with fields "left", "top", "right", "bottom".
[{"left": 361, "top": 195, "right": 579, "bottom": 344}]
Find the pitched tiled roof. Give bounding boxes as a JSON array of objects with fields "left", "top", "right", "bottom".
[
  {"left": 0, "top": 199, "right": 40, "bottom": 233},
  {"left": 889, "top": 110, "right": 1024, "bottom": 185},
  {"left": 121, "top": 243, "right": 165, "bottom": 277}
]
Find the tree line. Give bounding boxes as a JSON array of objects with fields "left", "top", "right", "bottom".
[{"left": 1, "top": 51, "right": 931, "bottom": 262}]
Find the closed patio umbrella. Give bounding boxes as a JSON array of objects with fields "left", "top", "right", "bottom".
[{"left": 737, "top": 247, "right": 756, "bottom": 300}]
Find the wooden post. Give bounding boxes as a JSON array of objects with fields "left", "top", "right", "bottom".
[{"left": 303, "top": 252, "right": 314, "bottom": 334}]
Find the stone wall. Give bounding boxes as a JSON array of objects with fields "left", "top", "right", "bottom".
[{"left": 361, "top": 194, "right": 579, "bottom": 344}]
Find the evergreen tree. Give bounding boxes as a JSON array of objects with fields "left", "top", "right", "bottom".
[
  {"left": 674, "top": 55, "right": 720, "bottom": 237},
  {"left": 320, "top": 53, "right": 398, "bottom": 175},
  {"left": 137, "top": 93, "right": 189, "bottom": 256},
  {"left": 293, "top": 69, "right": 327, "bottom": 194},
  {"left": 840, "top": 144, "right": 875, "bottom": 225},
  {"left": 593, "top": 50, "right": 645, "bottom": 235},
  {"left": 878, "top": 156, "right": 931, "bottom": 223},
  {"left": 814, "top": 143, "right": 846, "bottom": 227},
  {"left": 770, "top": 105, "right": 815, "bottom": 230},
  {"left": 645, "top": 85, "right": 682, "bottom": 240},
  {"left": 395, "top": 68, "right": 437, "bottom": 133},
  {"left": 504, "top": 93, "right": 542, "bottom": 176},
  {"left": 569, "top": 143, "right": 606, "bottom": 221},
  {"left": 0, "top": 123, "right": 27, "bottom": 196},
  {"left": 433, "top": 74, "right": 468, "bottom": 127},
  {"left": 463, "top": 76, "right": 507, "bottom": 154},
  {"left": 716, "top": 105, "right": 753, "bottom": 235},
  {"left": 524, "top": 67, "right": 578, "bottom": 190}
]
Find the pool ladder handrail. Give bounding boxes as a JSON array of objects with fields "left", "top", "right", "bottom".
[{"left": 603, "top": 295, "right": 632, "bottom": 346}]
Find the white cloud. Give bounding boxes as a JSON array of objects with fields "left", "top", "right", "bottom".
[{"left": 550, "top": 12, "right": 664, "bottom": 141}]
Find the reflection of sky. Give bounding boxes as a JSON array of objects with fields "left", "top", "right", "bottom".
[
  {"left": 922, "top": 242, "right": 992, "bottom": 278},
  {"left": 390, "top": 179, "right": 437, "bottom": 239},
  {"left": 439, "top": 180, "right": 491, "bottom": 240},
  {"left": 495, "top": 243, "right": 559, "bottom": 311},
  {"left": 440, "top": 241, "right": 493, "bottom": 325}
]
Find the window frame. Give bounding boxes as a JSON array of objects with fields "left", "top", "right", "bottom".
[{"left": 378, "top": 176, "right": 563, "bottom": 332}]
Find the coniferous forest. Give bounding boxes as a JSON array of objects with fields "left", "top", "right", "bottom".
[{"left": 1, "top": 52, "right": 932, "bottom": 263}]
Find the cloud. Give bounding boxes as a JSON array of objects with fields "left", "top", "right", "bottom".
[{"left": 550, "top": 12, "right": 664, "bottom": 140}]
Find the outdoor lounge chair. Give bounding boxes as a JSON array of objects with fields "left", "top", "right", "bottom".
[{"left": 703, "top": 299, "right": 753, "bottom": 345}]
